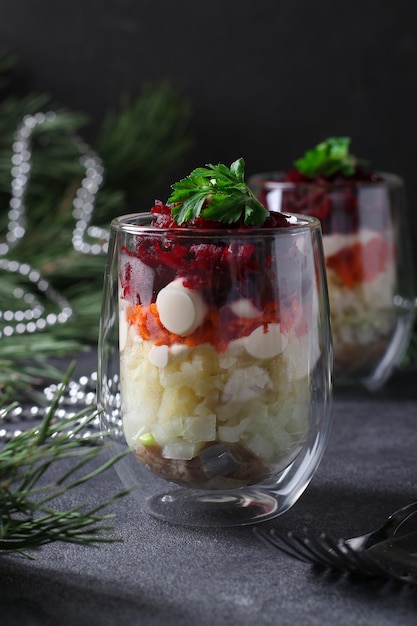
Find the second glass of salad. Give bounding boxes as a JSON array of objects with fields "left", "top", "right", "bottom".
[{"left": 250, "top": 138, "right": 415, "bottom": 390}]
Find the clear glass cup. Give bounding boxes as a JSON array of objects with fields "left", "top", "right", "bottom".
[
  {"left": 249, "top": 172, "right": 416, "bottom": 391},
  {"left": 97, "top": 212, "right": 333, "bottom": 527}
]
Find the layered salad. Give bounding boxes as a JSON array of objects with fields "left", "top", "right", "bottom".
[
  {"left": 252, "top": 138, "right": 397, "bottom": 375},
  {"left": 119, "top": 159, "right": 317, "bottom": 489}
]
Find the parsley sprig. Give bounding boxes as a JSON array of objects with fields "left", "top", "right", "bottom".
[
  {"left": 168, "top": 158, "right": 269, "bottom": 225},
  {"left": 294, "top": 137, "right": 366, "bottom": 178}
]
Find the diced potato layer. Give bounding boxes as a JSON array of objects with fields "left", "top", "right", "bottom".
[
  {"left": 326, "top": 262, "right": 396, "bottom": 373},
  {"left": 120, "top": 324, "right": 311, "bottom": 467}
]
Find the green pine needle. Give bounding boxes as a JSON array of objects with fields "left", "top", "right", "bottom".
[{"left": 0, "top": 365, "right": 133, "bottom": 555}]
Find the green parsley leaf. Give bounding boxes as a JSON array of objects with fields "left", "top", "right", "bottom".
[
  {"left": 294, "top": 137, "right": 367, "bottom": 178},
  {"left": 168, "top": 158, "right": 269, "bottom": 225}
]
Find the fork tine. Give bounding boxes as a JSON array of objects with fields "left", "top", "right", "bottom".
[
  {"left": 314, "top": 534, "right": 376, "bottom": 575},
  {"left": 254, "top": 528, "right": 318, "bottom": 565},
  {"left": 255, "top": 528, "right": 350, "bottom": 570},
  {"left": 303, "top": 533, "right": 356, "bottom": 570},
  {"left": 285, "top": 531, "right": 340, "bottom": 567}
]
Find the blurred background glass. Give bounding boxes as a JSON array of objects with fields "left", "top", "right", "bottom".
[{"left": 249, "top": 172, "right": 415, "bottom": 389}]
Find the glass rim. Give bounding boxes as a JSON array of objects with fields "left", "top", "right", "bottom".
[
  {"left": 110, "top": 211, "right": 322, "bottom": 237},
  {"left": 248, "top": 170, "right": 404, "bottom": 191}
]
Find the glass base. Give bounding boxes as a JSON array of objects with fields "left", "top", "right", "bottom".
[{"left": 147, "top": 487, "right": 282, "bottom": 527}]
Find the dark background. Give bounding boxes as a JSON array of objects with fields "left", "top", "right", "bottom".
[{"left": 1, "top": 0, "right": 417, "bottom": 245}]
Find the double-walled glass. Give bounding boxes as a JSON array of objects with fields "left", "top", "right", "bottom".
[
  {"left": 97, "top": 212, "right": 333, "bottom": 527},
  {"left": 250, "top": 173, "right": 416, "bottom": 390}
]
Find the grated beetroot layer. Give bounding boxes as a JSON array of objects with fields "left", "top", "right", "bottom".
[
  {"left": 257, "top": 167, "right": 385, "bottom": 235},
  {"left": 121, "top": 202, "right": 308, "bottom": 310}
]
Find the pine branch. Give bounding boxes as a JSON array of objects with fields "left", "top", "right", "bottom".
[
  {"left": 0, "top": 365, "right": 132, "bottom": 554},
  {"left": 96, "top": 82, "right": 193, "bottom": 210},
  {"left": 0, "top": 335, "right": 87, "bottom": 405},
  {"left": 0, "top": 49, "right": 193, "bottom": 400}
]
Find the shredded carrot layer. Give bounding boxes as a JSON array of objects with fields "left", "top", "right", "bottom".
[
  {"left": 326, "top": 236, "right": 394, "bottom": 289},
  {"left": 125, "top": 297, "right": 303, "bottom": 352}
]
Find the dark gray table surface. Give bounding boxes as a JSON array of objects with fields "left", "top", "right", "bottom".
[{"left": 1, "top": 362, "right": 417, "bottom": 626}]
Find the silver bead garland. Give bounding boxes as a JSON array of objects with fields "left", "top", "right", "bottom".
[
  {"left": 1, "top": 111, "right": 108, "bottom": 257},
  {"left": 0, "top": 257, "right": 73, "bottom": 338},
  {"left": 0, "top": 372, "right": 103, "bottom": 443},
  {"left": 0, "top": 112, "right": 111, "bottom": 440},
  {"left": 72, "top": 141, "right": 109, "bottom": 255},
  {"left": 0, "top": 111, "right": 109, "bottom": 340}
]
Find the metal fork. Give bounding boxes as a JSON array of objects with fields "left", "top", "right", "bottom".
[{"left": 254, "top": 501, "right": 417, "bottom": 584}]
